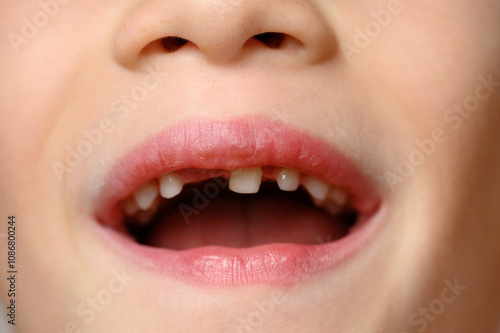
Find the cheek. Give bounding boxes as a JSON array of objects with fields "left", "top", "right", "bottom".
[
  {"left": 339, "top": 0, "right": 500, "bottom": 132},
  {"left": 0, "top": 0, "right": 111, "bottom": 173}
]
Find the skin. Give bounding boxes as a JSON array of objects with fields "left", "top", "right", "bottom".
[{"left": 1, "top": 0, "right": 500, "bottom": 332}]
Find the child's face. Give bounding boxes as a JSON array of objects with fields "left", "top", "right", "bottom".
[{"left": 1, "top": 0, "right": 500, "bottom": 332}]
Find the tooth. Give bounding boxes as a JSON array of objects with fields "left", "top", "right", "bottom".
[
  {"left": 123, "top": 198, "right": 139, "bottom": 216},
  {"left": 328, "top": 187, "right": 348, "bottom": 207},
  {"left": 276, "top": 168, "right": 300, "bottom": 191},
  {"left": 133, "top": 182, "right": 159, "bottom": 210},
  {"left": 303, "top": 176, "right": 329, "bottom": 203},
  {"left": 159, "top": 172, "right": 183, "bottom": 199},
  {"left": 229, "top": 167, "right": 263, "bottom": 194}
]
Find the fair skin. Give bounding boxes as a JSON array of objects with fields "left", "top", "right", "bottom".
[{"left": 1, "top": 0, "right": 500, "bottom": 332}]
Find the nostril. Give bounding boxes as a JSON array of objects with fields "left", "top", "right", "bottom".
[
  {"left": 253, "top": 32, "right": 286, "bottom": 49},
  {"left": 160, "top": 37, "right": 189, "bottom": 52}
]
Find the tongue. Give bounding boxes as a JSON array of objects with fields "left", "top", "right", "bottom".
[{"left": 145, "top": 193, "right": 349, "bottom": 250}]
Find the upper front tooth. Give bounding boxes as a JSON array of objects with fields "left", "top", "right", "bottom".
[
  {"left": 229, "top": 167, "right": 263, "bottom": 194},
  {"left": 133, "top": 182, "right": 159, "bottom": 210},
  {"left": 303, "top": 176, "right": 329, "bottom": 202},
  {"left": 159, "top": 172, "right": 183, "bottom": 199},
  {"left": 328, "top": 187, "right": 348, "bottom": 207},
  {"left": 276, "top": 168, "right": 300, "bottom": 191}
]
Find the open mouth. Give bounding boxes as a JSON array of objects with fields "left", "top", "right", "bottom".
[
  {"left": 122, "top": 167, "right": 358, "bottom": 249},
  {"left": 94, "top": 118, "right": 382, "bottom": 287}
]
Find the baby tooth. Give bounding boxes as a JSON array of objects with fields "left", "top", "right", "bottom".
[
  {"left": 229, "top": 167, "right": 263, "bottom": 194},
  {"left": 133, "top": 182, "right": 159, "bottom": 210},
  {"left": 303, "top": 176, "right": 329, "bottom": 202},
  {"left": 328, "top": 187, "right": 348, "bottom": 207},
  {"left": 160, "top": 172, "right": 183, "bottom": 199},
  {"left": 276, "top": 168, "right": 300, "bottom": 191}
]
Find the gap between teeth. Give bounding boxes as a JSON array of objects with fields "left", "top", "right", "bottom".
[{"left": 129, "top": 167, "right": 350, "bottom": 216}]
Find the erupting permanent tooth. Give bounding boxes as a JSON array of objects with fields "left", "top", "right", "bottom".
[
  {"left": 123, "top": 197, "right": 140, "bottom": 216},
  {"left": 303, "top": 176, "right": 329, "bottom": 202},
  {"left": 328, "top": 187, "right": 348, "bottom": 207},
  {"left": 159, "top": 172, "right": 183, "bottom": 199},
  {"left": 276, "top": 168, "right": 300, "bottom": 191},
  {"left": 229, "top": 167, "right": 263, "bottom": 194},
  {"left": 133, "top": 182, "right": 159, "bottom": 210}
]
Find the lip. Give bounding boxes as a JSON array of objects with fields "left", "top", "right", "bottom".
[{"left": 93, "top": 116, "right": 383, "bottom": 287}]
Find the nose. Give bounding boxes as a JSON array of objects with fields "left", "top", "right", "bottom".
[{"left": 114, "top": 0, "right": 336, "bottom": 66}]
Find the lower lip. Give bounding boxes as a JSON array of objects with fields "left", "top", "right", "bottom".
[{"left": 93, "top": 207, "right": 383, "bottom": 287}]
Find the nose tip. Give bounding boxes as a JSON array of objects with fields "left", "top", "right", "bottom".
[{"left": 114, "top": 0, "right": 337, "bottom": 66}]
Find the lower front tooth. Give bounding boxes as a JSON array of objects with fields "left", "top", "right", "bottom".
[
  {"left": 303, "top": 176, "right": 329, "bottom": 202},
  {"left": 277, "top": 168, "right": 300, "bottom": 191},
  {"left": 159, "top": 172, "right": 183, "bottom": 199},
  {"left": 229, "top": 167, "right": 263, "bottom": 194},
  {"left": 133, "top": 182, "right": 159, "bottom": 210}
]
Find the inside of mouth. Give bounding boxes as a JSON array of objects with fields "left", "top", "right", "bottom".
[{"left": 119, "top": 169, "right": 359, "bottom": 250}]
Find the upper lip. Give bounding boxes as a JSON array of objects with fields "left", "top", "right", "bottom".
[{"left": 95, "top": 116, "right": 380, "bottom": 227}]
